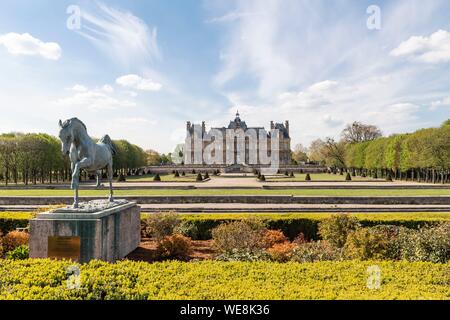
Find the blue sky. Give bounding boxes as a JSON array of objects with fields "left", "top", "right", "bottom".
[{"left": 1, "top": 0, "right": 450, "bottom": 153}]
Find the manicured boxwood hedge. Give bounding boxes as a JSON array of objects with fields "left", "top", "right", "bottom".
[
  {"left": 0, "top": 259, "right": 448, "bottom": 300},
  {"left": 1, "top": 211, "right": 449, "bottom": 240},
  {"left": 0, "top": 212, "right": 32, "bottom": 234},
  {"left": 160, "top": 213, "right": 450, "bottom": 240}
]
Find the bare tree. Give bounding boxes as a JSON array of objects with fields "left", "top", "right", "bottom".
[{"left": 341, "top": 121, "right": 382, "bottom": 143}]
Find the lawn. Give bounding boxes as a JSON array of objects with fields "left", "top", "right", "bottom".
[
  {"left": 266, "top": 173, "right": 382, "bottom": 182},
  {"left": 2, "top": 188, "right": 450, "bottom": 196},
  {"left": 125, "top": 173, "right": 202, "bottom": 182},
  {"left": 0, "top": 259, "right": 448, "bottom": 299}
]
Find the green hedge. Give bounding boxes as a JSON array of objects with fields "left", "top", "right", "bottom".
[
  {"left": 0, "top": 259, "right": 448, "bottom": 300},
  {"left": 1, "top": 211, "right": 449, "bottom": 239},
  {"left": 155, "top": 213, "right": 450, "bottom": 240},
  {"left": 0, "top": 212, "right": 32, "bottom": 234}
]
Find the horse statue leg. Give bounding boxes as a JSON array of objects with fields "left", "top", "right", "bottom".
[
  {"left": 96, "top": 170, "right": 102, "bottom": 188},
  {"left": 107, "top": 162, "right": 114, "bottom": 202},
  {"left": 71, "top": 157, "right": 93, "bottom": 208},
  {"left": 71, "top": 162, "right": 80, "bottom": 208}
]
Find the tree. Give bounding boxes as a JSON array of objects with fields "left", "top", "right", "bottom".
[
  {"left": 146, "top": 150, "right": 162, "bottom": 166},
  {"left": 292, "top": 143, "right": 308, "bottom": 163},
  {"left": 341, "top": 121, "right": 382, "bottom": 143}
]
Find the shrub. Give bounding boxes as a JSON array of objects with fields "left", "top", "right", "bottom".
[
  {"left": 153, "top": 173, "right": 161, "bottom": 181},
  {"left": 143, "top": 212, "right": 181, "bottom": 239},
  {"left": 318, "top": 214, "right": 361, "bottom": 248},
  {"left": 156, "top": 234, "right": 192, "bottom": 261},
  {"left": 192, "top": 169, "right": 196, "bottom": 174},
  {"left": 174, "top": 171, "right": 180, "bottom": 177},
  {"left": 262, "top": 230, "right": 288, "bottom": 248},
  {"left": 2, "top": 231, "right": 29, "bottom": 254},
  {"left": 267, "top": 242, "right": 297, "bottom": 262},
  {"left": 6, "top": 245, "right": 29, "bottom": 260},
  {"left": 305, "top": 173, "right": 311, "bottom": 181},
  {"left": 204, "top": 172, "right": 210, "bottom": 179},
  {"left": 284, "top": 171, "right": 289, "bottom": 176},
  {"left": 293, "top": 233, "right": 306, "bottom": 244},
  {"left": 290, "top": 172, "right": 294, "bottom": 177},
  {"left": 262, "top": 229, "right": 288, "bottom": 248},
  {"left": 344, "top": 227, "right": 395, "bottom": 260},
  {"left": 291, "top": 241, "right": 343, "bottom": 262},
  {"left": 182, "top": 171, "right": 186, "bottom": 176},
  {"left": 212, "top": 219, "right": 266, "bottom": 253},
  {"left": 345, "top": 173, "right": 352, "bottom": 181},
  {"left": 116, "top": 173, "right": 126, "bottom": 182},
  {"left": 398, "top": 222, "right": 450, "bottom": 263},
  {"left": 215, "top": 249, "right": 270, "bottom": 262},
  {"left": 196, "top": 173, "right": 203, "bottom": 181},
  {"left": 259, "top": 175, "right": 266, "bottom": 181}
]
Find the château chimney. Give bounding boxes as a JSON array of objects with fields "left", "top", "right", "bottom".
[{"left": 285, "top": 121, "right": 289, "bottom": 134}]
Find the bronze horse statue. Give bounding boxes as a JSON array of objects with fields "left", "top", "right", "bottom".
[{"left": 58, "top": 118, "right": 116, "bottom": 208}]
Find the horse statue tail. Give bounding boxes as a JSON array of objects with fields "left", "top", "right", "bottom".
[{"left": 99, "top": 135, "right": 117, "bottom": 155}]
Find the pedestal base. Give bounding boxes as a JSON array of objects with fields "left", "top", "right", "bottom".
[{"left": 29, "top": 200, "right": 141, "bottom": 263}]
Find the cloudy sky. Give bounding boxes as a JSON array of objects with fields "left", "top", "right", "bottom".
[{"left": 1, "top": 0, "right": 450, "bottom": 153}]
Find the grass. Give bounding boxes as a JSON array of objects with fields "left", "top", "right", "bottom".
[
  {"left": 124, "top": 173, "right": 203, "bottom": 182},
  {"left": 266, "top": 173, "right": 381, "bottom": 182},
  {"left": 2, "top": 188, "right": 450, "bottom": 196},
  {"left": 0, "top": 259, "right": 448, "bottom": 299}
]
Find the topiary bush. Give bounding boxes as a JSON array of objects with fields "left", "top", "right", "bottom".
[
  {"left": 290, "top": 172, "right": 294, "bottom": 177},
  {"left": 262, "top": 230, "right": 288, "bottom": 248},
  {"left": 267, "top": 242, "right": 297, "bottom": 262},
  {"left": 143, "top": 212, "right": 181, "bottom": 239},
  {"left": 204, "top": 172, "right": 210, "bottom": 179},
  {"left": 305, "top": 173, "right": 311, "bottom": 181},
  {"left": 397, "top": 222, "right": 450, "bottom": 263},
  {"left": 215, "top": 249, "right": 270, "bottom": 262},
  {"left": 291, "top": 241, "right": 343, "bottom": 263},
  {"left": 318, "top": 214, "right": 361, "bottom": 248},
  {"left": 153, "top": 173, "right": 161, "bottom": 181},
  {"left": 181, "top": 171, "right": 186, "bottom": 176},
  {"left": 174, "top": 171, "right": 180, "bottom": 177},
  {"left": 259, "top": 175, "right": 266, "bottom": 181},
  {"left": 212, "top": 219, "right": 267, "bottom": 253},
  {"left": 196, "top": 173, "right": 203, "bottom": 181},
  {"left": 345, "top": 172, "right": 352, "bottom": 181},
  {"left": 344, "top": 227, "right": 394, "bottom": 260},
  {"left": 6, "top": 245, "right": 29, "bottom": 260},
  {"left": 2, "top": 230, "right": 29, "bottom": 254},
  {"left": 156, "top": 234, "right": 192, "bottom": 261}
]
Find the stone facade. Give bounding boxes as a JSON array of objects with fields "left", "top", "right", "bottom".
[{"left": 184, "top": 112, "right": 291, "bottom": 165}]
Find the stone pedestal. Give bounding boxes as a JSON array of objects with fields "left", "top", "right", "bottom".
[{"left": 29, "top": 200, "right": 141, "bottom": 263}]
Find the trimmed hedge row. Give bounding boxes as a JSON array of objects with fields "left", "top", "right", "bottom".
[
  {"left": 0, "top": 259, "right": 448, "bottom": 300},
  {"left": 0, "top": 212, "right": 32, "bottom": 234},
  {"left": 1, "top": 211, "right": 449, "bottom": 239},
  {"left": 154, "top": 213, "right": 450, "bottom": 240}
]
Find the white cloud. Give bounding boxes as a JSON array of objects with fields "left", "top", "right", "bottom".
[
  {"left": 70, "top": 84, "right": 88, "bottom": 92},
  {"left": 390, "top": 29, "right": 450, "bottom": 64},
  {"left": 101, "top": 84, "right": 114, "bottom": 93},
  {"left": 56, "top": 87, "right": 135, "bottom": 110},
  {"left": 116, "top": 74, "right": 162, "bottom": 91},
  {"left": 205, "top": 11, "right": 259, "bottom": 24},
  {"left": 430, "top": 96, "right": 450, "bottom": 110},
  {"left": 77, "top": 2, "right": 160, "bottom": 67},
  {"left": 0, "top": 32, "right": 61, "bottom": 60}
]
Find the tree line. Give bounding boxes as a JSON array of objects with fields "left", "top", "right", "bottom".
[
  {"left": 0, "top": 133, "right": 148, "bottom": 185},
  {"left": 300, "top": 120, "right": 450, "bottom": 183}
]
